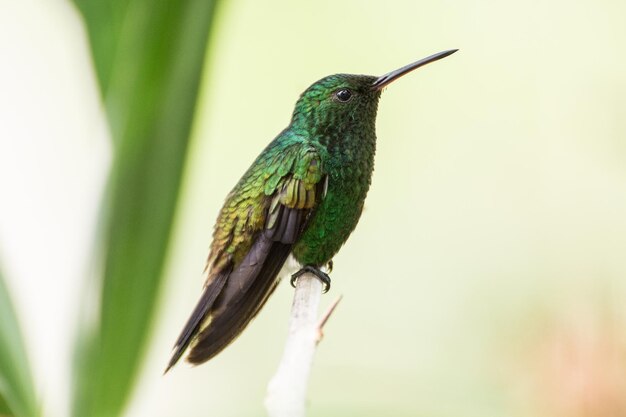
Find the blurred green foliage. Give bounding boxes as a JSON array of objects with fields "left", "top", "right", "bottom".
[
  {"left": 0, "top": 395, "right": 10, "bottom": 415},
  {"left": 0, "top": 270, "right": 38, "bottom": 417},
  {"left": 71, "top": 1, "right": 222, "bottom": 416}
]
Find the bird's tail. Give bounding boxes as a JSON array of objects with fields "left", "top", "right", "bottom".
[
  {"left": 186, "top": 242, "right": 291, "bottom": 364},
  {"left": 165, "top": 234, "right": 293, "bottom": 372},
  {"left": 164, "top": 269, "right": 230, "bottom": 373}
]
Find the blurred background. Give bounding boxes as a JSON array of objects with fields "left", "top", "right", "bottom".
[{"left": 1, "top": 0, "right": 626, "bottom": 416}]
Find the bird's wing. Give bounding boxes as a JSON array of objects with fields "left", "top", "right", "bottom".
[{"left": 166, "top": 144, "right": 324, "bottom": 371}]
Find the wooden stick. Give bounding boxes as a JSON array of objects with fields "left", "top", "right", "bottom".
[{"left": 265, "top": 272, "right": 330, "bottom": 417}]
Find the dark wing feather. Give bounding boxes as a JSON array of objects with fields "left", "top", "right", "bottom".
[
  {"left": 186, "top": 204, "right": 308, "bottom": 364},
  {"left": 187, "top": 236, "right": 292, "bottom": 363},
  {"left": 165, "top": 147, "right": 324, "bottom": 370},
  {"left": 164, "top": 267, "right": 231, "bottom": 373}
]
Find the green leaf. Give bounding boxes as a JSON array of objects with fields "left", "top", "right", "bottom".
[
  {"left": 0, "top": 269, "right": 38, "bottom": 417},
  {"left": 0, "top": 394, "right": 11, "bottom": 415},
  {"left": 71, "top": 1, "right": 223, "bottom": 417},
  {"left": 70, "top": 0, "right": 133, "bottom": 95}
]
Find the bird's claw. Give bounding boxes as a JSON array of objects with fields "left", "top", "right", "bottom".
[{"left": 290, "top": 265, "right": 331, "bottom": 293}]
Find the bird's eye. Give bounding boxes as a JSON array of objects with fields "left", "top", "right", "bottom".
[{"left": 334, "top": 89, "right": 353, "bottom": 102}]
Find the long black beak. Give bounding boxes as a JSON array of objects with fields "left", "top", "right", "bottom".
[{"left": 371, "top": 49, "right": 458, "bottom": 91}]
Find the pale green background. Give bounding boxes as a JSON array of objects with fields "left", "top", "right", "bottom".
[{"left": 1, "top": 0, "right": 626, "bottom": 416}]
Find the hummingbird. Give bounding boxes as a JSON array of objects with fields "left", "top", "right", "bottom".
[{"left": 166, "top": 49, "right": 457, "bottom": 372}]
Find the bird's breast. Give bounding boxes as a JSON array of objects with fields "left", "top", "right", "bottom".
[{"left": 291, "top": 156, "right": 374, "bottom": 266}]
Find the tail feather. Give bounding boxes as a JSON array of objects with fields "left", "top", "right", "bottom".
[
  {"left": 164, "top": 269, "right": 230, "bottom": 373},
  {"left": 187, "top": 242, "right": 292, "bottom": 364},
  {"left": 166, "top": 233, "right": 292, "bottom": 371}
]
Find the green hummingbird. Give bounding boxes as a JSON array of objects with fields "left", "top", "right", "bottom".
[{"left": 166, "top": 49, "right": 457, "bottom": 372}]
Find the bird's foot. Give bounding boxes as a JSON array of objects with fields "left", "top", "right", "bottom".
[{"left": 291, "top": 265, "right": 331, "bottom": 293}]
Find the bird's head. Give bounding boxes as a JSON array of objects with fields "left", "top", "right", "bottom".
[
  {"left": 290, "top": 49, "right": 458, "bottom": 141},
  {"left": 291, "top": 73, "right": 381, "bottom": 137}
]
